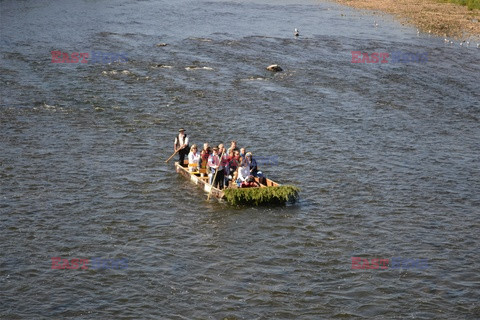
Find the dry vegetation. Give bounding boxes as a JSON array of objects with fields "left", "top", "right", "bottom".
[{"left": 334, "top": 0, "right": 480, "bottom": 39}]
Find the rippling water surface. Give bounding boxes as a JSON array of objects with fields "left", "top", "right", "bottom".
[{"left": 1, "top": 0, "right": 479, "bottom": 318}]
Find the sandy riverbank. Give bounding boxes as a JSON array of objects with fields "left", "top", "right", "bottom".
[{"left": 333, "top": 0, "right": 480, "bottom": 39}]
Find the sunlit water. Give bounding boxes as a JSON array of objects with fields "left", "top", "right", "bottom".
[{"left": 1, "top": 0, "right": 479, "bottom": 318}]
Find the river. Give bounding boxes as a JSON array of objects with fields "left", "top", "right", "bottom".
[{"left": 1, "top": 0, "right": 479, "bottom": 318}]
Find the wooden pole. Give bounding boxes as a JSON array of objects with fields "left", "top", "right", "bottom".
[{"left": 165, "top": 149, "right": 180, "bottom": 163}]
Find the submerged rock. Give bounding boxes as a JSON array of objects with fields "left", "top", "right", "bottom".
[{"left": 266, "top": 64, "right": 283, "bottom": 72}]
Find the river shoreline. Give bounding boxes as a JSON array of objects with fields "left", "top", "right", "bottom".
[{"left": 332, "top": 0, "right": 480, "bottom": 39}]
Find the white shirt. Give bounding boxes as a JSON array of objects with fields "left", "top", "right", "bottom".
[
  {"left": 188, "top": 151, "right": 200, "bottom": 166},
  {"left": 219, "top": 153, "right": 228, "bottom": 170},
  {"left": 174, "top": 134, "right": 189, "bottom": 148},
  {"left": 238, "top": 166, "right": 250, "bottom": 182},
  {"left": 208, "top": 154, "right": 220, "bottom": 169}
]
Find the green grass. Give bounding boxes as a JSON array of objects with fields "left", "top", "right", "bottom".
[
  {"left": 223, "top": 185, "right": 300, "bottom": 206},
  {"left": 437, "top": 0, "right": 480, "bottom": 10}
]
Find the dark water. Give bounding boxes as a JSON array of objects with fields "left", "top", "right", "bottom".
[{"left": 1, "top": 0, "right": 479, "bottom": 318}]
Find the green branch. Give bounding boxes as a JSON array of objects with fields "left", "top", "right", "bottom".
[{"left": 223, "top": 186, "right": 300, "bottom": 206}]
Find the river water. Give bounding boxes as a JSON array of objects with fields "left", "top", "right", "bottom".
[{"left": 1, "top": 0, "right": 479, "bottom": 318}]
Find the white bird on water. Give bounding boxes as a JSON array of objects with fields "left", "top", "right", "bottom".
[
  {"left": 477, "top": 43, "right": 480, "bottom": 48},
  {"left": 294, "top": 28, "right": 299, "bottom": 37},
  {"left": 374, "top": 20, "right": 378, "bottom": 27}
]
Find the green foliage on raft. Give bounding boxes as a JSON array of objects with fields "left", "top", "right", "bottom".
[
  {"left": 437, "top": 0, "right": 480, "bottom": 10},
  {"left": 223, "top": 186, "right": 300, "bottom": 206}
]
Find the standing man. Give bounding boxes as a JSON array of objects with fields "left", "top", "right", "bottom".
[
  {"left": 227, "top": 140, "right": 239, "bottom": 154},
  {"left": 218, "top": 143, "right": 229, "bottom": 187},
  {"left": 174, "top": 128, "right": 189, "bottom": 167},
  {"left": 208, "top": 147, "right": 224, "bottom": 189}
]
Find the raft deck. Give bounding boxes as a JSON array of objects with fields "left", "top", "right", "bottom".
[{"left": 174, "top": 161, "right": 298, "bottom": 205}]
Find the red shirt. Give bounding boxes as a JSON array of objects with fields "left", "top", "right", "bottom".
[
  {"left": 229, "top": 155, "right": 240, "bottom": 168},
  {"left": 241, "top": 181, "right": 257, "bottom": 188},
  {"left": 201, "top": 151, "right": 211, "bottom": 162}
]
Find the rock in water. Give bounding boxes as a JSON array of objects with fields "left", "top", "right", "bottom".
[{"left": 266, "top": 64, "right": 283, "bottom": 72}]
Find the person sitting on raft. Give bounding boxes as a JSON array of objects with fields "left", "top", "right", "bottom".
[
  {"left": 200, "top": 143, "right": 211, "bottom": 173},
  {"left": 241, "top": 175, "right": 260, "bottom": 188},
  {"left": 245, "top": 152, "right": 258, "bottom": 176},
  {"left": 187, "top": 144, "right": 200, "bottom": 172},
  {"left": 245, "top": 152, "right": 265, "bottom": 183},
  {"left": 236, "top": 160, "right": 250, "bottom": 187}
]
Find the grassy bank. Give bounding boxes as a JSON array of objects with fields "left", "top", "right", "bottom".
[{"left": 438, "top": 0, "right": 480, "bottom": 10}]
